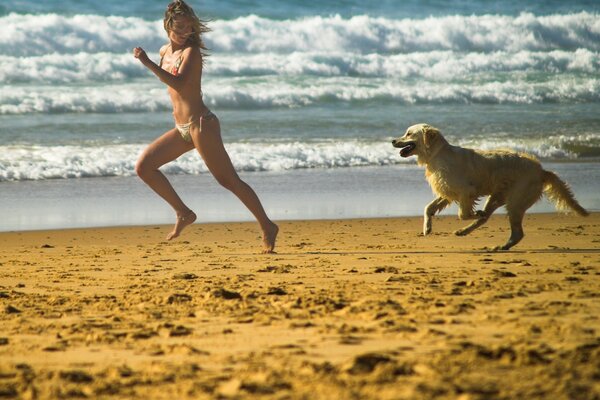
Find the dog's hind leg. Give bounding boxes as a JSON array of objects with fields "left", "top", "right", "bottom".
[
  {"left": 455, "top": 194, "right": 504, "bottom": 237},
  {"left": 495, "top": 209, "right": 525, "bottom": 251},
  {"left": 494, "top": 178, "right": 543, "bottom": 250},
  {"left": 423, "top": 197, "right": 449, "bottom": 235}
]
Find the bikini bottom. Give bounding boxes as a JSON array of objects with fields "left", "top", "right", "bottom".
[{"left": 175, "top": 110, "right": 217, "bottom": 143}]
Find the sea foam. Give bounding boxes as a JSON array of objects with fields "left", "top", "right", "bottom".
[
  {"left": 3, "top": 49, "right": 598, "bottom": 84},
  {"left": 0, "top": 135, "right": 595, "bottom": 181},
  {"left": 1, "top": 12, "right": 598, "bottom": 113},
  {"left": 2, "top": 76, "right": 598, "bottom": 114},
  {"left": 1, "top": 12, "right": 598, "bottom": 57}
]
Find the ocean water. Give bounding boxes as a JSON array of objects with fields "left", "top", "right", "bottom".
[{"left": 1, "top": 1, "right": 599, "bottom": 231}]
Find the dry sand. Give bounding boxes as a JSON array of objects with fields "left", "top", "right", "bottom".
[{"left": 1, "top": 213, "right": 599, "bottom": 399}]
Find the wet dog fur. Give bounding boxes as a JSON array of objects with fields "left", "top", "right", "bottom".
[{"left": 392, "top": 123, "right": 589, "bottom": 250}]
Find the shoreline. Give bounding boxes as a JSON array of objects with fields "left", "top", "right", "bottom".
[
  {"left": 2, "top": 212, "right": 598, "bottom": 251},
  {"left": 1, "top": 213, "right": 599, "bottom": 398},
  {"left": 1, "top": 210, "right": 598, "bottom": 237},
  {"left": 1, "top": 162, "right": 599, "bottom": 233}
]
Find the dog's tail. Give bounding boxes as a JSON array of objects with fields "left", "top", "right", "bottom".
[{"left": 543, "top": 170, "right": 589, "bottom": 216}]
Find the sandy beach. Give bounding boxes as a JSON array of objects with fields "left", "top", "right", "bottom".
[
  {"left": 3, "top": 1, "right": 599, "bottom": 398},
  {"left": 1, "top": 213, "right": 599, "bottom": 399}
]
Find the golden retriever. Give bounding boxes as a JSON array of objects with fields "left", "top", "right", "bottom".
[{"left": 392, "top": 123, "right": 589, "bottom": 250}]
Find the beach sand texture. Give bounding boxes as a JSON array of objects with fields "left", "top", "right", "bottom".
[{"left": 1, "top": 213, "right": 599, "bottom": 399}]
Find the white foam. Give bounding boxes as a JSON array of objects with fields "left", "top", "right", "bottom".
[
  {"left": 0, "top": 53, "right": 145, "bottom": 84},
  {"left": 210, "top": 12, "right": 600, "bottom": 54},
  {"left": 1, "top": 75, "right": 598, "bottom": 114},
  {"left": 2, "top": 49, "right": 598, "bottom": 84},
  {"left": 0, "top": 13, "right": 164, "bottom": 56},
  {"left": 0, "top": 84, "right": 170, "bottom": 114},
  {"left": 0, "top": 141, "right": 402, "bottom": 181},
  {"left": 1, "top": 12, "right": 598, "bottom": 57},
  {"left": 1, "top": 134, "right": 597, "bottom": 181},
  {"left": 209, "top": 49, "right": 600, "bottom": 78}
]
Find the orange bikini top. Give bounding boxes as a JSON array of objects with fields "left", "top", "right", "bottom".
[{"left": 159, "top": 45, "right": 183, "bottom": 76}]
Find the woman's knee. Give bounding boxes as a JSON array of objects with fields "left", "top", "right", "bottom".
[{"left": 135, "top": 156, "right": 155, "bottom": 178}]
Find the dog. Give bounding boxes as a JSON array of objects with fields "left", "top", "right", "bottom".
[{"left": 392, "top": 123, "right": 589, "bottom": 250}]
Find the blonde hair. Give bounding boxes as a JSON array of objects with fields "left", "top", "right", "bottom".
[{"left": 164, "top": 1, "right": 210, "bottom": 60}]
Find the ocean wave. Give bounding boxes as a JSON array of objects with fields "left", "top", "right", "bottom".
[
  {"left": 3, "top": 49, "right": 598, "bottom": 84},
  {"left": 2, "top": 77, "right": 598, "bottom": 114},
  {"left": 0, "top": 53, "right": 142, "bottom": 84},
  {"left": 0, "top": 136, "right": 597, "bottom": 181},
  {"left": 0, "top": 13, "right": 163, "bottom": 57},
  {"left": 1, "top": 12, "right": 598, "bottom": 57},
  {"left": 209, "top": 49, "right": 600, "bottom": 78},
  {"left": 0, "top": 141, "right": 400, "bottom": 181},
  {"left": 210, "top": 12, "right": 600, "bottom": 54},
  {"left": 0, "top": 84, "right": 170, "bottom": 114},
  {"left": 205, "top": 77, "right": 600, "bottom": 107}
]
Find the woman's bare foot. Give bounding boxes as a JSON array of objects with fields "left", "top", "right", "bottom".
[
  {"left": 262, "top": 222, "right": 279, "bottom": 253},
  {"left": 167, "top": 210, "right": 197, "bottom": 240}
]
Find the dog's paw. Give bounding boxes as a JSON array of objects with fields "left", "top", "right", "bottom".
[
  {"left": 423, "top": 221, "right": 432, "bottom": 236},
  {"left": 491, "top": 245, "right": 509, "bottom": 252},
  {"left": 454, "top": 229, "right": 467, "bottom": 236}
]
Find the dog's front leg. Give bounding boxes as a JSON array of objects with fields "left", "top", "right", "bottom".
[{"left": 423, "top": 197, "right": 449, "bottom": 235}]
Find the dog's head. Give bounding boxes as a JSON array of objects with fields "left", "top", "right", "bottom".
[{"left": 392, "top": 123, "right": 446, "bottom": 164}]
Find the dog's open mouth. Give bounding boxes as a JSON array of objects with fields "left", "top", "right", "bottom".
[{"left": 398, "top": 143, "right": 416, "bottom": 157}]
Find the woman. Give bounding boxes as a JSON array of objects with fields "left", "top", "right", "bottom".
[{"left": 133, "top": 0, "right": 278, "bottom": 253}]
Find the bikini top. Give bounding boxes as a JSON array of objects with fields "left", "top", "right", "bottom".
[
  {"left": 159, "top": 45, "right": 183, "bottom": 76},
  {"left": 158, "top": 45, "right": 203, "bottom": 97}
]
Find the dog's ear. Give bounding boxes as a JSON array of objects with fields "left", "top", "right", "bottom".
[{"left": 422, "top": 125, "right": 441, "bottom": 150}]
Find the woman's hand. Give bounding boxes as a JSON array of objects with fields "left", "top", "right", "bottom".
[{"left": 133, "top": 47, "right": 150, "bottom": 64}]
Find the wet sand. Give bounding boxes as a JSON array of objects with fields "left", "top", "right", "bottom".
[{"left": 1, "top": 213, "right": 599, "bottom": 399}]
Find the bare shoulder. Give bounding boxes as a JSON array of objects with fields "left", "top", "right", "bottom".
[
  {"left": 180, "top": 46, "right": 203, "bottom": 72},
  {"left": 182, "top": 46, "right": 202, "bottom": 61},
  {"left": 159, "top": 44, "right": 170, "bottom": 57}
]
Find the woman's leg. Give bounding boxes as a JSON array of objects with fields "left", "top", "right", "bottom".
[
  {"left": 135, "top": 128, "right": 197, "bottom": 240},
  {"left": 191, "top": 116, "right": 278, "bottom": 253}
]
